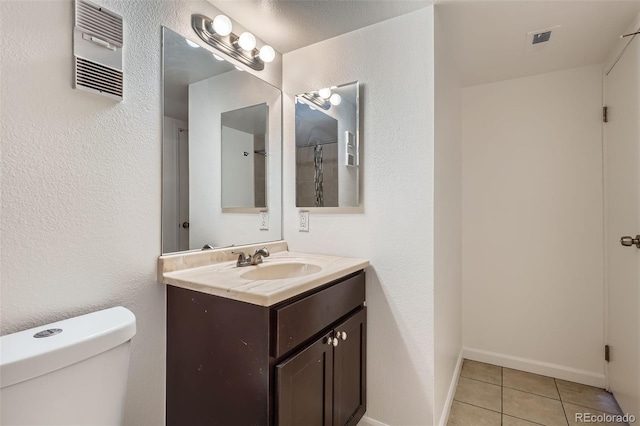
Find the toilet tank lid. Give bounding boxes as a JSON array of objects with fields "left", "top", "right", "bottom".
[{"left": 0, "top": 306, "right": 136, "bottom": 389}]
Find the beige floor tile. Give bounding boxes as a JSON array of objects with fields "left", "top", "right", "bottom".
[
  {"left": 460, "top": 359, "right": 502, "bottom": 385},
  {"left": 556, "top": 380, "right": 623, "bottom": 415},
  {"left": 502, "top": 415, "right": 544, "bottom": 425},
  {"left": 563, "top": 402, "right": 629, "bottom": 426},
  {"left": 503, "top": 368, "right": 560, "bottom": 399},
  {"left": 448, "top": 401, "right": 501, "bottom": 426},
  {"left": 453, "top": 377, "right": 502, "bottom": 412},
  {"left": 503, "top": 388, "right": 568, "bottom": 426}
]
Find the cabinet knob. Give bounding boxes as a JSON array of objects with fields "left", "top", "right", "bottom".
[
  {"left": 336, "top": 331, "right": 347, "bottom": 341},
  {"left": 326, "top": 336, "right": 339, "bottom": 347}
]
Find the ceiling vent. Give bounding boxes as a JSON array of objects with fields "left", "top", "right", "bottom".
[
  {"left": 73, "top": 0, "right": 123, "bottom": 101},
  {"left": 525, "top": 25, "right": 562, "bottom": 54},
  {"left": 532, "top": 31, "right": 552, "bottom": 44}
]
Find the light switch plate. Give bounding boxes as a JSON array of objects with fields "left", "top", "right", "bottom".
[
  {"left": 259, "top": 212, "right": 269, "bottom": 230},
  {"left": 299, "top": 211, "right": 309, "bottom": 232}
]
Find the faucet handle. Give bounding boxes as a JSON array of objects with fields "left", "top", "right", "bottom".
[
  {"left": 255, "top": 247, "right": 270, "bottom": 256},
  {"left": 232, "top": 251, "right": 251, "bottom": 267}
]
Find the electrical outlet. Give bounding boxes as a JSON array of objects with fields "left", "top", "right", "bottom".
[
  {"left": 259, "top": 212, "right": 269, "bottom": 230},
  {"left": 299, "top": 211, "right": 309, "bottom": 232}
]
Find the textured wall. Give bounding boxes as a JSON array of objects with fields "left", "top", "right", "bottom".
[
  {"left": 433, "top": 8, "right": 463, "bottom": 425},
  {"left": 461, "top": 64, "right": 604, "bottom": 382},
  {"left": 0, "top": 1, "right": 281, "bottom": 425},
  {"left": 283, "top": 8, "right": 436, "bottom": 425}
]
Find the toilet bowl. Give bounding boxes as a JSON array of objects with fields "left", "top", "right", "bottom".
[{"left": 0, "top": 306, "right": 136, "bottom": 425}]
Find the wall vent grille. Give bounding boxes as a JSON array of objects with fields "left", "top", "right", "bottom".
[
  {"left": 73, "top": 0, "right": 123, "bottom": 101},
  {"left": 76, "top": 0, "right": 123, "bottom": 47},
  {"left": 75, "top": 57, "right": 123, "bottom": 100}
]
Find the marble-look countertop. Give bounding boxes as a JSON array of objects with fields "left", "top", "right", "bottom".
[{"left": 158, "top": 243, "right": 369, "bottom": 307}]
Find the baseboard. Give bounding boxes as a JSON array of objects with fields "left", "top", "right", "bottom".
[
  {"left": 438, "top": 349, "right": 464, "bottom": 426},
  {"left": 463, "top": 347, "right": 605, "bottom": 388},
  {"left": 357, "top": 415, "right": 390, "bottom": 426}
]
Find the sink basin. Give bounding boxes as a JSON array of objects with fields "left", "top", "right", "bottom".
[{"left": 240, "top": 262, "right": 322, "bottom": 280}]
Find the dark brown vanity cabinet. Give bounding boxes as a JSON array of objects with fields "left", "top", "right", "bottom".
[
  {"left": 276, "top": 308, "right": 366, "bottom": 426},
  {"left": 166, "top": 270, "right": 366, "bottom": 426}
]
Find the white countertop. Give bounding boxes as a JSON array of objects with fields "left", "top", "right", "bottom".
[{"left": 159, "top": 246, "right": 369, "bottom": 307}]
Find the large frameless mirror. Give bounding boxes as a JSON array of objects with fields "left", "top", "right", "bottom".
[
  {"left": 162, "top": 27, "right": 282, "bottom": 254},
  {"left": 295, "top": 81, "right": 360, "bottom": 208}
]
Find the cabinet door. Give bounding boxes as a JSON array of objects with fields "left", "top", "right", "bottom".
[
  {"left": 276, "top": 333, "right": 334, "bottom": 426},
  {"left": 333, "top": 308, "right": 367, "bottom": 426}
]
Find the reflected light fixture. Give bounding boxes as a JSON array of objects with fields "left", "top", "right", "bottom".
[
  {"left": 298, "top": 93, "right": 330, "bottom": 110},
  {"left": 213, "top": 53, "right": 224, "bottom": 61},
  {"left": 186, "top": 39, "right": 200, "bottom": 48},
  {"left": 191, "top": 14, "right": 275, "bottom": 71},
  {"left": 318, "top": 88, "right": 331, "bottom": 99},
  {"left": 330, "top": 93, "right": 342, "bottom": 106}
]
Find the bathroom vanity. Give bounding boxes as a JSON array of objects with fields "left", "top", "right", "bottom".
[{"left": 159, "top": 242, "right": 368, "bottom": 426}]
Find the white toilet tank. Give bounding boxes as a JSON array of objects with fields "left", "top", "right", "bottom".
[{"left": 0, "top": 306, "right": 136, "bottom": 426}]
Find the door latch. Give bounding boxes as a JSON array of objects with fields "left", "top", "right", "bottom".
[{"left": 620, "top": 235, "right": 640, "bottom": 248}]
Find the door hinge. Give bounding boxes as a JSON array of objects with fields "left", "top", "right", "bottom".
[
  {"left": 603, "top": 106, "right": 608, "bottom": 123},
  {"left": 605, "top": 345, "right": 610, "bottom": 362}
]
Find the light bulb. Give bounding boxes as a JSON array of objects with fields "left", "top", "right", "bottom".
[
  {"left": 318, "top": 88, "right": 331, "bottom": 99},
  {"left": 330, "top": 93, "right": 342, "bottom": 106},
  {"left": 235, "top": 66, "right": 244, "bottom": 72},
  {"left": 213, "top": 15, "right": 232, "bottom": 36},
  {"left": 238, "top": 32, "right": 256, "bottom": 51},
  {"left": 186, "top": 39, "right": 200, "bottom": 48},
  {"left": 213, "top": 54, "right": 224, "bottom": 61},
  {"left": 309, "top": 105, "right": 316, "bottom": 110},
  {"left": 259, "top": 45, "right": 275, "bottom": 63}
]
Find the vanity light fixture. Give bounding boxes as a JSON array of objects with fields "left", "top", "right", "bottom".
[
  {"left": 330, "top": 93, "right": 342, "bottom": 106},
  {"left": 259, "top": 45, "right": 276, "bottom": 63},
  {"left": 191, "top": 14, "right": 275, "bottom": 71},
  {"left": 237, "top": 32, "right": 257, "bottom": 51},
  {"left": 212, "top": 14, "right": 232, "bottom": 36}
]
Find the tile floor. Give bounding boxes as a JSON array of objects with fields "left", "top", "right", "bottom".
[{"left": 448, "top": 360, "right": 627, "bottom": 426}]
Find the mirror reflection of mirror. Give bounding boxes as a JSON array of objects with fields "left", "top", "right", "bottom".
[
  {"left": 162, "top": 27, "right": 282, "bottom": 254},
  {"left": 295, "top": 81, "right": 359, "bottom": 208},
  {"left": 221, "top": 103, "right": 268, "bottom": 209}
]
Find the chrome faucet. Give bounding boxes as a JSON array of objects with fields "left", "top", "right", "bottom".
[
  {"left": 251, "top": 247, "right": 270, "bottom": 265},
  {"left": 232, "top": 247, "right": 270, "bottom": 267}
]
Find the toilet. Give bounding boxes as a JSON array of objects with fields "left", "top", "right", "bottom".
[{"left": 0, "top": 306, "right": 136, "bottom": 425}]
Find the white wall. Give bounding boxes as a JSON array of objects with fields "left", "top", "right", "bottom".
[
  {"left": 0, "top": 1, "right": 281, "bottom": 425},
  {"left": 189, "top": 70, "right": 282, "bottom": 249},
  {"left": 336, "top": 95, "right": 358, "bottom": 207},
  {"left": 283, "top": 8, "right": 436, "bottom": 425},
  {"left": 221, "top": 126, "right": 255, "bottom": 207},
  {"left": 461, "top": 64, "right": 605, "bottom": 385},
  {"left": 433, "top": 8, "right": 463, "bottom": 425},
  {"left": 163, "top": 116, "right": 188, "bottom": 253}
]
